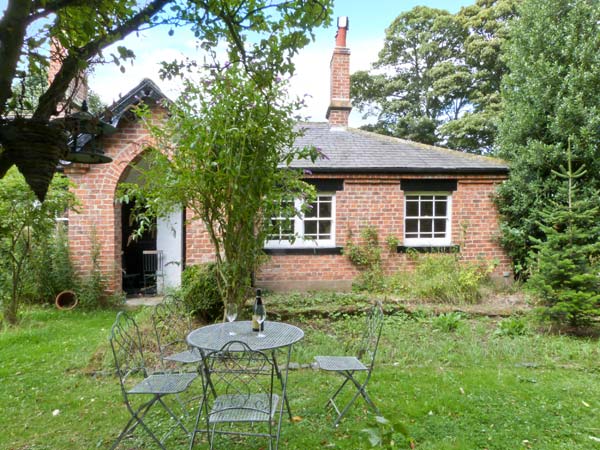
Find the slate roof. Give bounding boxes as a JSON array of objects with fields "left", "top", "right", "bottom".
[{"left": 291, "top": 122, "right": 508, "bottom": 174}]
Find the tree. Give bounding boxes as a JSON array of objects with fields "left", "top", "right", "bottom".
[
  {"left": 527, "top": 144, "right": 600, "bottom": 328},
  {"left": 351, "top": 7, "right": 469, "bottom": 146},
  {"left": 0, "top": 0, "right": 332, "bottom": 200},
  {"left": 441, "top": 0, "right": 517, "bottom": 153},
  {"left": 121, "top": 63, "right": 319, "bottom": 311},
  {"left": 350, "top": 1, "right": 517, "bottom": 153},
  {"left": 495, "top": 0, "right": 600, "bottom": 276},
  {"left": 0, "top": 168, "right": 77, "bottom": 325}
]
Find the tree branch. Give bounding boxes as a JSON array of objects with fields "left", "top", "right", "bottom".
[
  {"left": 33, "top": 0, "right": 171, "bottom": 120},
  {"left": 0, "top": 0, "right": 33, "bottom": 115}
]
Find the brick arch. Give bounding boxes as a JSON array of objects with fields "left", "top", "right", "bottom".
[{"left": 65, "top": 111, "right": 158, "bottom": 294}]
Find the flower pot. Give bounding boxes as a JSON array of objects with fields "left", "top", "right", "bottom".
[{"left": 55, "top": 290, "right": 78, "bottom": 310}]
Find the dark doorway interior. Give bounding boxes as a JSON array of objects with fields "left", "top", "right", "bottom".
[{"left": 121, "top": 201, "right": 156, "bottom": 295}]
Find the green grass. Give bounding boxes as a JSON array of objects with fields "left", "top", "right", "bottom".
[{"left": 2, "top": 302, "right": 600, "bottom": 449}]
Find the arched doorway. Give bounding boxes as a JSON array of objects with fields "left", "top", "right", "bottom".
[{"left": 119, "top": 158, "right": 183, "bottom": 296}]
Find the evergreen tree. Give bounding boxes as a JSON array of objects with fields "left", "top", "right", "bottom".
[
  {"left": 496, "top": 0, "right": 600, "bottom": 275},
  {"left": 527, "top": 143, "right": 600, "bottom": 327}
]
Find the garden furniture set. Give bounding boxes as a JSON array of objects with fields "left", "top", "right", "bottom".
[{"left": 108, "top": 296, "right": 384, "bottom": 449}]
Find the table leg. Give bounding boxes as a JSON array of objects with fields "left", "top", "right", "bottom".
[{"left": 271, "top": 350, "right": 293, "bottom": 420}]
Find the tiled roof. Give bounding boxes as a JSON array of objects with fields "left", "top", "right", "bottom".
[{"left": 291, "top": 122, "right": 508, "bottom": 174}]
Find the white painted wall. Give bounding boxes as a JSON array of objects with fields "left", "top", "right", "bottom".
[{"left": 156, "top": 209, "right": 182, "bottom": 293}]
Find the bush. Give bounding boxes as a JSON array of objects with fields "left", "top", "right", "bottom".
[
  {"left": 181, "top": 263, "right": 223, "bottom": 322},
  {"left": 431, "top": 312, "right": 463, "bottom": 332},
  {"left": 29, "top": 222, "right": 77, "bottom": 304},
  {"left": 494, "top": 316, "right": 529, "bottom": 337},
  {"left": 388, "top": 254, "right": 496, "bottom": 304}
]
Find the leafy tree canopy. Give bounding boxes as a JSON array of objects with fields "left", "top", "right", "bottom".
[
  {"left": 0, "top": 0, "right": 332, "bottom": 200},
  {"left": 495, "top": 0, "right": 600, "bottom": 276},
  {"left": 351, "top": 0, "right": 517, "bottom": 154}
]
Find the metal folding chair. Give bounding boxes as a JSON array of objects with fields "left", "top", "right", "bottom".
[
  {"left": 152, "top": 294, "right": 203, "bottom": 369},
  {"left": 109, "top": 311, "right": 198, "bottom": 449},
  {"left": 315, "top": 301, "right": 384, "bottom": 427},
  {"left": 189, "top": 341, "right": 280, "bottom": 450},
  {"left": 142, "top": 250, "right": 163, "bottom": 294}
]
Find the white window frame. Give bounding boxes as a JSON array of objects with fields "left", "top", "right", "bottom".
[
  {"left": 403, "top": 192, "right": 452, "bottom": 247},
  {"left": 265, "top": 192, "right": 336, "bottom": 249}
]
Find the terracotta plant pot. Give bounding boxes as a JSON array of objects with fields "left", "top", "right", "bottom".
[{"left": 55, "top": 290, "right": 78, "bottom": 310}]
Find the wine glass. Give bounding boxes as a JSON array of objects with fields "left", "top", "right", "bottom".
[
  {"left": 255, "top": 303, "right": 266, "bottom": 338},
  {"left": 225, "top": 302, "right": 238, "bottom": 336}
]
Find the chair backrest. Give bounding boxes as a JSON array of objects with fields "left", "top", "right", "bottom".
[
  {"left": 109, "top": 311, "right": 148, "bottom": 392},
  {"left": 203, "top": 341, "right": 277, "bottom": 419},
  {"left": 356, "top": 301, "right": 384, "bottom": 371},
  {"left": 143, "top": 250, "right": 163, "bottom": 275},
  {"left": 152, "top": 294, "right": 194, "bottom": 364}
]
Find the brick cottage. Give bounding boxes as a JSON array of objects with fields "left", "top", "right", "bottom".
[{"left": 64, "top": 18, "right": 511, "bottom": 295}]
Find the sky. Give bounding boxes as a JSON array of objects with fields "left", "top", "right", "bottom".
[{"left": 1, "top": 0, "right": 476, "bottom": 126}]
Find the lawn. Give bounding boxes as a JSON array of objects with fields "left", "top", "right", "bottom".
[{"left": 1, "top": 298, "right": 600, "bottom": 449}]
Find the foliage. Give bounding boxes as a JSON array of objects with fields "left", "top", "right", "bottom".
[
  {"left": 431, "top": 311, "right": 464, "bottom": 332},
  {"left": 361, "top": 415, "right": 412, "bottom": 448},
  {"left": 351, "top": 1, "right": 517, "bottom": 154},
  {"left": 495, "top": 0, "right": 600, "bottom": 276},
  {"left": 345, "top": 226, "right": 385, "bottom": 292},
  {"left": 0, "top": 168, "right": 77, "bottom": 324},
  {"left": 494, "top": 316, "right": 529, "bottom": 337},
  {"left": 76, "top": 226, "right": 111, "bottom": 309},
  {"left": 180, "top": 263, "right": 223, "bottom": 323},
  {"left": 122, "top": 62, "right": 319, "bottom": 310},
  {"left": 526, "top": 146, "right": 600, "bottom": 327},
  {"left": 0, "top": 0, "right": 332, "bottom": 199},
  {"left": 29, "top": 221, "right": 77, "bottom": 304},
  {"left": 388, "top": 253, "right": 496, "bottom": 304}
]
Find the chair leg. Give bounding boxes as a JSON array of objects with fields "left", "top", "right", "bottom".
[
  {"left": 111, "top": 397, "right": 167, "bottom": 450},
  {"left": 326, "top": 371, "right": 379, "bottom": 427}
]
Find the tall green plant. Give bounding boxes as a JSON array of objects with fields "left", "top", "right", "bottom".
[
  {"left": 0, "top": 168, "right": 77, "bottom": 324},
  {"left": 121, "top": 64, "right": 319, "bottom": 311},
  {"left": 496, "top": 0, "right": 600, "bottom": 276},
  {"left": 527, "top": 143, "right": 600, "bottom": 327}
]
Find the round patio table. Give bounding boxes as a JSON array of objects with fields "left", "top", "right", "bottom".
[{"left": 187, "top": 320, "right": 304, "bottom": 352}]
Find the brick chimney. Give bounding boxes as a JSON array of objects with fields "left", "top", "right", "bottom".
[{"left": 326, "top": 16, "right": 352, "bottom": 127}]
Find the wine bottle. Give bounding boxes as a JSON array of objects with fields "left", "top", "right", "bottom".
[{"left": 252, "top": 289, "right": 262, "bottom": 332}]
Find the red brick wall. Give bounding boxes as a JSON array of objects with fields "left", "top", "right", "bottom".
[
  {"left": 252, "top": 174, "right": 511, "bottom": 291},
  {"left": 64, "top": 112, "right": 158, "bottom": 292}
]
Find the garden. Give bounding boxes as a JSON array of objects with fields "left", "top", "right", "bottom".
[{"left": 2, "top": 290, "right": 600, "bottom": 449}]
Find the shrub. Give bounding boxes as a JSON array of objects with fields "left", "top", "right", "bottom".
[
  {"left": 494, "top": 316, "right": 529, "bottom": 337},
  {"left": 432, "top": 312, "right": 463, "bottom": 332},
  {"left": 181, "top": 263, "right": 223, "bottom": 322},
  {"left": 388, "top": 253, "right": 496, "bottom": 304},
  {"left": 29, "top": 222, "right": 77, "bottom": 304},
  {"left": 345, "top": 226, "right": 386, "bottom": 292}
]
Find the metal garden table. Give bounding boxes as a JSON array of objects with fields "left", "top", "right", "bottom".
[{"left": 186, "top": 321, "right": 304, "bottom": 448}]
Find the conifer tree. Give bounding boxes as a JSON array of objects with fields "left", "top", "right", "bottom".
[{"left": 527, "top": 142, "right": 600, "bottom": 327}]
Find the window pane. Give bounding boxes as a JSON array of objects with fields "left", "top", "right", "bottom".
[
  {"left": 406, "top": 201, "right": 419, "bottom": 217},
  {"left": 421, "top": 219, "right": 432, "bottom": 234},
  {"left": 319, "top": 220, "right": 331, "bottom": 238},
  {"left": 406, "top": 219, "right": 418, "bottom": 234},
  {"left": 434, "top": 219, "right": 446, "bottom": 233},
  {"left": 435, "top": 200, "right": 447, "bottom": 217},
  {"left": 319, "top": 202, "right": 332, "bottom": 218},
  {"left": 304, "top": 221, "right": 317, "bottom": 236},
  {"left": 305, "top": 203, "right": 317, "bottom": 218},
  {"left": 421, "top": 200, "right": 433, "bottom": 216}
]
